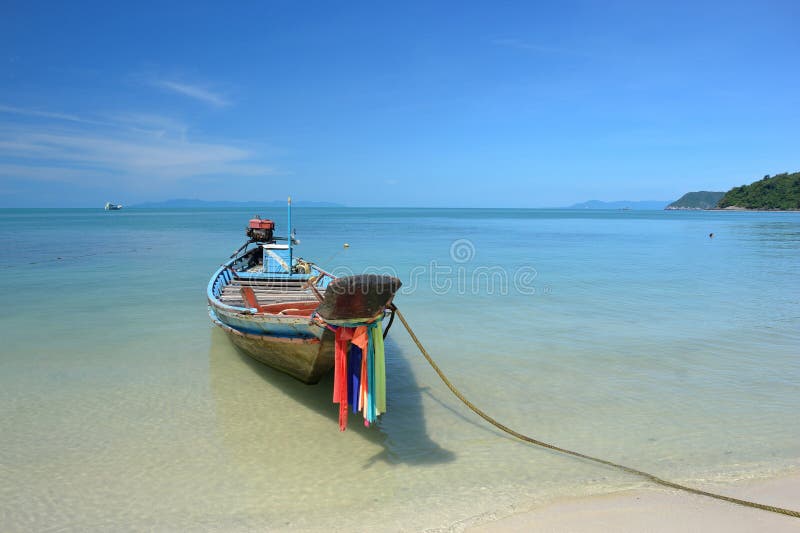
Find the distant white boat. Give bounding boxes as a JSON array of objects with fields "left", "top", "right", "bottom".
[{"left": 104, "top": 202, "right": 123, "bottom": 211}]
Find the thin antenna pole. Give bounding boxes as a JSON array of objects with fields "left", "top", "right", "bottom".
[{"left": 287, "top": 196, "right": 292, "bottom": 267}]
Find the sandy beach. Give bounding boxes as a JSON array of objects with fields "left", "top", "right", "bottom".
[{"left": 469, "top": 473, "right": 800, "bottom": 532}]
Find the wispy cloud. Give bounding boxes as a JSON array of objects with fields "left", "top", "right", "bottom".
[
  {"left": 0, "top": 105, "right": 189, "bottom": 136},
  {"left": 102, "top": 112, "right": 189, "bottom": 139},
  {"left": 153, "top": 80, "right": 231, "bottom": 107},
  {"left": 0, "top": 163, "right": 111, "bottom": 183},
  {"left": 0, "top": 104, "right": 110, "bottom": 126},
  {"left": 0, "top": 105, "right": 274, "bottom": 188}
]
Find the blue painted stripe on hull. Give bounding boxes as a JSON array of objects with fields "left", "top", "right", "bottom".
[
  {"left": 210, "top": 305, "right": 324, "bottom": 340},
  {"left": 209, "top": 309, "right": 321, "bottom": 343}
]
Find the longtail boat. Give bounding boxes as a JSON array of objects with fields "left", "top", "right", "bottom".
[{"left": 207, "top": 199, "right": 401, "bottom": 385}]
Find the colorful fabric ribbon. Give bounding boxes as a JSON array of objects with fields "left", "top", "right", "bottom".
[{"left": 332, "top": 319, "right": 386, "bottom": 431}]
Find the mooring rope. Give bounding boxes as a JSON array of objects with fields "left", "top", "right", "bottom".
[{"left": 393, "top": 308, "right": 800, "bottom": 519}]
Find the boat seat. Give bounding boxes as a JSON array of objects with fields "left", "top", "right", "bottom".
[
  {"left": 239, "top": 286, "right": 264, "bottom": 311},
  {"left": 259, "top": 301, "right": 318, "bottom": 317},
  {"left": 239, "top": 287, "right": 317, "bottom": 316}
]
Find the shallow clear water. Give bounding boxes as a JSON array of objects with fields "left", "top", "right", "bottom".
[{"left": 1, "top": 207, "right": 799, "bottom": 531}]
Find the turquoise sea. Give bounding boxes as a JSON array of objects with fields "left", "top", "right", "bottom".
[{"left": 1, "top": 207, "right": 799, "bottom": 531}]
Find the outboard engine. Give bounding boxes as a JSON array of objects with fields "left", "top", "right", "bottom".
[{"left": 246, "top": 216, "right": 275, "bottom": 242}]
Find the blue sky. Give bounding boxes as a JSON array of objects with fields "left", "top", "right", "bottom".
[{"left": 1, "top": 1, "right": 798, "bottom": 207}]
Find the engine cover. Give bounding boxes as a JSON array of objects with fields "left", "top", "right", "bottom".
[{"left": 246, "top": 217, "right": 275, "bottom": 242}]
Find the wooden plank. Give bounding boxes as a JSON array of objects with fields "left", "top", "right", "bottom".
[
  {"left": 220, "top": 291, "right": 316, "bottom": 300},
  {"left": 231, "top": 278, "right": 307, "bottom": 284},
  {"left": 235, "top": 286, "right": 309, "bottom": 290},
  {"left": 222, "top": 289, "right": 311, "bottom": 296},
  {"left": 233, "top": 278, "right": 307, "bottom": 282},
  {"left": 223, "top": 283, "right": 308, "bottom": 289},
  {"left": 220, "top": 289, "right": 315, "bottom": 297},
  {"left": 228, "top": 285, "right": 307, "bottom": 291},
  {"left": 224, "top": 282, "right": 307, "bottom": 287},
  {"left": 220, "top": 299, "right": 317, "bottom": 307},
  {"left": 223, "top": 284, "right": 309, "bottom": 290}
]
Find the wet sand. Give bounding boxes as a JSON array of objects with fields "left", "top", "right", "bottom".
[{"left": 469, "top": 473, "right": 800, "bottom": 532}]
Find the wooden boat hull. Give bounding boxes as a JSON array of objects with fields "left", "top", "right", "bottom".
[
  {"left": 210, "top": 309, "right": 334, "bottom": 384},
  {"left": 208, "top": 245, "right": 400, "bottom": 385},
  {"left": 208, "top": 259, "right": 337, "bottom": 384}
]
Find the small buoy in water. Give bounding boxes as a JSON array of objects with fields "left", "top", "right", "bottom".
[
  {"left": 343, "top": 243, "right": 350, "bottom": 248},
  {"left": 709, "top": 233, "right": 714, "bottom": 239}
]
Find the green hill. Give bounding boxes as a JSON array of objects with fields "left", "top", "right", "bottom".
[
  {"left": 718, "top": 172, "right": 800, "bottom": 210},
  {"left": 665, "top": 191, "right": 724, "bottom": 210}
]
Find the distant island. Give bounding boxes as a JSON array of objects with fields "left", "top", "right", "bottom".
[
  {"left": 717, "top": 172, "right": 800, "bottom": 210},
  {"left": 130, "top": 198, "right": 344, "bottom": 208},
  {"left": 665, "top": 191, "right": 724, "bottom": 210},
  {"left": 664, "top": 171, "right": 799, "bottom": 211},
  {"left": 568, "top": 200, "right": 669, "bottom": 210}
]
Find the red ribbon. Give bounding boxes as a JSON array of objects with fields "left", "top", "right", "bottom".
[{"left": 333, "top": 327, "right": 355, "bottom": 431}]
